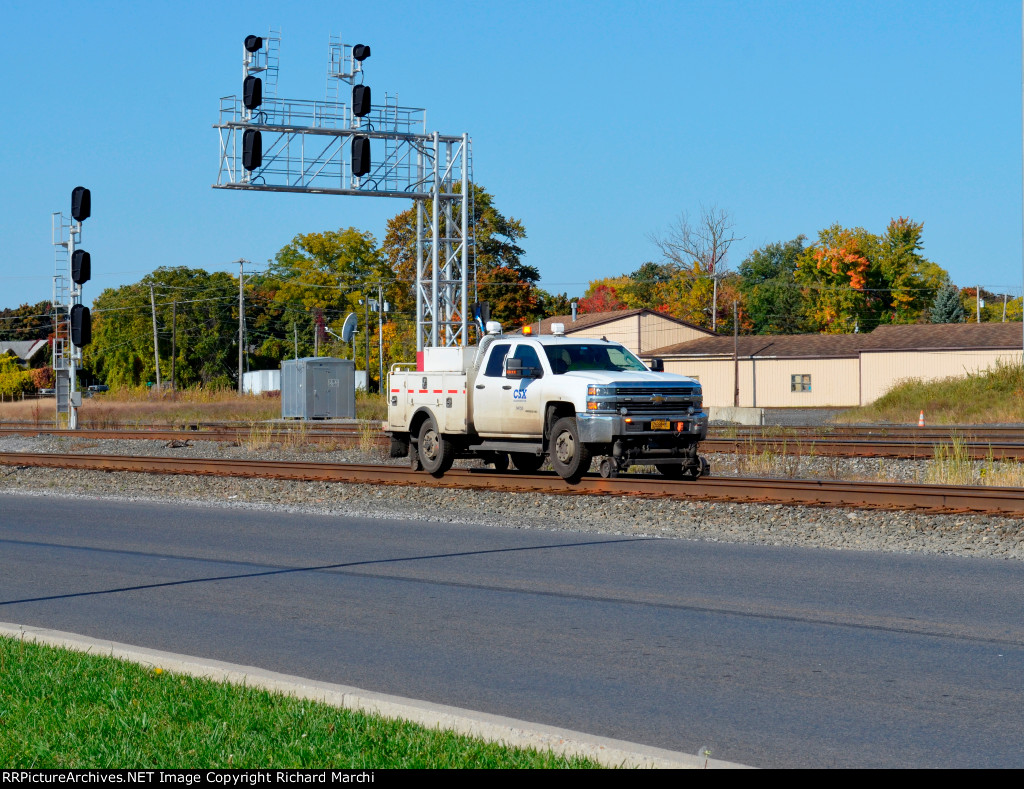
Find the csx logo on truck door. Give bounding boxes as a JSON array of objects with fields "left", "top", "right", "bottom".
[{"left": 512, "top": 389, "right": 528, "bottom": 400}]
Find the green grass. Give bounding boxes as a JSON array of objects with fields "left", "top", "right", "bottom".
[
  {"left": 837, "top": 359, "right": 1024, "bottom": 425},
  {"left": 0, "top": 636, "right": 599, "bottom": 769}
]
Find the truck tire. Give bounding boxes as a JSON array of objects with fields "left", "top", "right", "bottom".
[
  {"left": 510, "top": 452, "right": 544, "bottom": 473},
  {"left": 548, "top": 417, "right": 591, "bottom": 483},
  {"left": 417, "top": 417, "right": 455, "bottom": 477}
]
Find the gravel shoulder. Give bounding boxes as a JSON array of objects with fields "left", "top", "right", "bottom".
[{"left": 1, "top": 434, "right": 1022, "bottom": 561}]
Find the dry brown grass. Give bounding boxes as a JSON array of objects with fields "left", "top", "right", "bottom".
[{"left": 0, "top": 388, "right": 280, "bottom": 428}]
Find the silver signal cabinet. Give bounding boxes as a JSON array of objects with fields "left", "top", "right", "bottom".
[{"left": 281, "top": 357, "right": 356, "bottom": 419}]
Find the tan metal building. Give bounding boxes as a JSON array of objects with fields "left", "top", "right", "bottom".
[
  {"left": 519, "top": 309, "right": 715, "bottom": 356},
  {"left": 644, "top": 322, "right": 1024, "bottom": 408}
]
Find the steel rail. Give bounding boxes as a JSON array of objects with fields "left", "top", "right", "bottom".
[
  {"left": 2, "top": 451, "right": 1022, "bottom": 517},
  {"left": 5, "top": 420, "right": 1024, "bottom": 440},
  {"left": 0, "top": 425, "right": 377, "bottom": 446},
  {"left": 701, "top": 438, "right": 1024, "bottom": 460},
  {"left": 720, "top": 425, "right": 1024, "bottom": 440},
  {"left": 1, "top": 425, "right": 1022, "bottom": 460}
]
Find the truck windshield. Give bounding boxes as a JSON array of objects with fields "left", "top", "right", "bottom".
[{"left": 543, "top": 344, "right": 648, "bottom": 374}]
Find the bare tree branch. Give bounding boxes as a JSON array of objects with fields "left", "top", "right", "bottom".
[
  {"left": 648, "top": 204, "right": 742, "bottom": 275},
  {"left": 648, "top": 204, "right": 743, "bottom": 332}
]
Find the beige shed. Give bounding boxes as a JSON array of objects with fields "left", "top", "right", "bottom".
[
  {"left": 644, "top": 322, "right": 1023, "bottom": 408},
  {"left": 519, "top": 309, "right": 715, "bottom": 356}
]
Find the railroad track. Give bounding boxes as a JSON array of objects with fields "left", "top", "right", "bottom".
[
  {"left": 2, "top": 451, "right": 1022, "bottom": 517},
  {"left": 3, "top": 423, "right": 1024, "bottom": 460}
]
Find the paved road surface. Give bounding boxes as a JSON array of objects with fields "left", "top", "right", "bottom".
[{"left": 2, "top": 494, "right": 1022, "bottom": 768}]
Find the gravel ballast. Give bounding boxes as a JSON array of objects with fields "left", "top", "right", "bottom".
[{"left": 1, "top": 434, "right": 1022, "bottom": 561}]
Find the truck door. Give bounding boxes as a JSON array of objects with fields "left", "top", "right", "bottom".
[
  {"left": 472, "top": 342, "right": 510, "bottom": 435},
  {"left": 504, "top": 343, "right": 545, "bottom": 437}
]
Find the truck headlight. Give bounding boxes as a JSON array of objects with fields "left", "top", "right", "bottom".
[{"left": 587, "top": 385, "right": 614, "bottom": 397}]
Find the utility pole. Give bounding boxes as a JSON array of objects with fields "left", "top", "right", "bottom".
[
  {"left": 377, "top": 283, "right": 386, "bottom": 392},
  {"left": 238, "top": 260, "right": 245, "bottom": 395},
  {"left": 293, "top": 323, "right": 298, "bottom": 359},
  {"left": 712, "top": 273, "right": 719, "bottom": 333},
  {"left": 733, "top": 300, "right": 739, "bottom": 407},
  {"left": 364, "top": 295, "right": 371, "bottom": 392},
  {"left": 171, "top": 301, "right": 177, "bottom": 392},
  {"left": 977, "top": 284, "right": 982, "bottom": 323},
  {"left": 149, "top": 284, "right": 161, "bottom": 390}
]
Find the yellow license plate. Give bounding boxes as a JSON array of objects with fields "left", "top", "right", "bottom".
[{"left": 651, "top": 419, "right": 671, "bottom": 430}]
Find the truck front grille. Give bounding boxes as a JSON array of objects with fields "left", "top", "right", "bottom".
[{"left": 612, "top": 387, "right": 699, "bottom": 414}]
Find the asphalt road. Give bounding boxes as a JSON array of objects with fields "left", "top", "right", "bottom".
[{"left": 2, "top": 493, "right": 1022, "bottom": 768}]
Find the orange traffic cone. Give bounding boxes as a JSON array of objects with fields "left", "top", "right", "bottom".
[{"left": 918, "top": 411, "right": 925, "bottom": 427}]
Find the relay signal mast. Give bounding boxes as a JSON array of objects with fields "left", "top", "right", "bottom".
[
  {"left": 51, "top": 186, "right": 93, "bottom": 429},
  {"left": 213, "top": 30, "right": 475, "bottom": 351}
]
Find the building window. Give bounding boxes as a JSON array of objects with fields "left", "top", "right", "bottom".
[{"left": 791, "top": 374, "right": 811, "bottom": 393}]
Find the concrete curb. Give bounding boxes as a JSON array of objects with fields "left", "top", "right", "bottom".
[{"left": 1, "top": 621, "right": 749, "bottom": 769}]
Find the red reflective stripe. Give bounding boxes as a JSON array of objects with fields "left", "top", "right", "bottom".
[
  {"left": 390, "top": 389, "right": 400, "bottom": 393},
  {"left": 447, "top": 389, "right": 459, "bottom": 393},
  {"left": 417, "top": 389, "right": 429, "bottom": 393},
  {"left": 432, "top": 389, "right": 443, "bottom": 393}
]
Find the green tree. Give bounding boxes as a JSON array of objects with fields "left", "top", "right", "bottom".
[
  {"left": 876, "top": 218, "right": 944, "bottom": 323},
  {"left": 264, "top": 227, "right": 394, "bottom": 372},
  {"left": 0, "top": 353, "right": 35, "bottom": 395},
  {"left": 0, "top": 300, "right": 52, "bottom": 343},
  {"left": 87, "top": 268, "right": 240, "bottom": 388},
  {"left": 957, "top": 285, "right": 1011, "bottom": 323},
  {"left": 738, "top": 237, "right": 806, "bottom": 334},
  {"left": 536, "top": 289, "right": 573, "bottom": 318},
  {"left": 930, "top": 281, "right": 965, "bottom": 323},
  {"left": 383, "top": 184, "right": 539, "bottom": 329},
  {"left": 621, "top": 262, "right": 675, "bottom": 310}
]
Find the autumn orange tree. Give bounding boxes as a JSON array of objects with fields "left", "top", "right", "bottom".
[
  {"left": 795, "top": 224, "right": 874, "bottom": 333},
  {"left": 577, "top": 278, "right": 629, "bottom": 313},
  {"left": 796, "top": 219, "right": 945, "bottom": 333}
]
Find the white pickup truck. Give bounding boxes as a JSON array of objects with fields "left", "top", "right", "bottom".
[{"left": 385, "top": 322, "right": 709, "bottom": 482}]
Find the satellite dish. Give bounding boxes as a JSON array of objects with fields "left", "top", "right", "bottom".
[{"left": 341, "top": 312, "right": 357, "bottom": 342}]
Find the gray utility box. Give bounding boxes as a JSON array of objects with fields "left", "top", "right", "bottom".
[{"left": 281, "top": 357, "right": 356, "bottom": 419}]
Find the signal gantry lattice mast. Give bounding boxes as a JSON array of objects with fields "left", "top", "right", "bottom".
[
  {"left": 213, "top": 30, "right": 475, "bottom": 351},
  {"left": 51, "top": 186, "right": 92, "bottom": 429}
]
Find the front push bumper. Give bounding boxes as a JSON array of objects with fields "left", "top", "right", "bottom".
[{"left": 575, "top": 411, "right": 708, "bottom": 444}]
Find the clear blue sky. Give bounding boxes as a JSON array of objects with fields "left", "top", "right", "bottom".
[{"left": 2, "top": 0, "right": 1021, "bottom": 310}]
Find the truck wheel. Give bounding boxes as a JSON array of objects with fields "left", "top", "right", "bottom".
[
  {"left": 417, "top": 418, "right": 455, "bottom": 477},
  {"left": 548, "top": 417, "right": 591, "bottom": 483},
  {"left": 510, "top": 452, "right": 544, "bottom": 473}
]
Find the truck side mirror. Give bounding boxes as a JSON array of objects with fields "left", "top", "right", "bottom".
[
  {"left": 649, "top": 358, "right": 665, "bottom": 372},
  {"left": 505, "top": 357, "right": 524, "bottom": 379}
]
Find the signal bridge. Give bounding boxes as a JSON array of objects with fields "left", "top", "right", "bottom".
[{"left": 213, "top": 31, "right": 474, "bottom": 350}]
